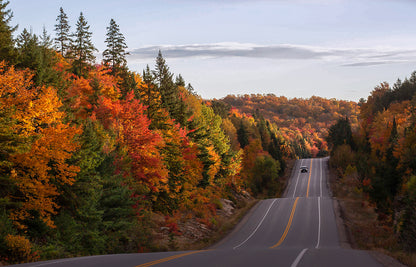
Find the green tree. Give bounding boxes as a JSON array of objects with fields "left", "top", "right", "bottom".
[
  {"left": 71, "top": 12, "right": 97, "bottom": 77},
  {"left": 251, "top": 155, "right": 280, "bottom": 197},
  {"left": 54, "top": 7, "right": 71, "bottom": 57},
  {"left": 237, "top": 121, "right": 249, "bottom": 149},
  {"left": 16, "top": 28, "right": 41, "bottom": 70},
  {"left": 15, "top": 28, "right": 60, "bottom": 86},
  {"left": 153, "top": 51, "right": 180, "bottom": 121},
  {"left": 327, "top": 117, "right": 354, "bottom": 153},
  {"left": 103, "top": 19, "right": 129, "bottom": 72},
  {"left": 175, "top": 74, "right": 185, "bottom": 87},
  {"left": 0, "top": 0, "right": 17, "bottom": 64},
  {"left": 399, "top": 176, "right": 416, "bottom": 252}
]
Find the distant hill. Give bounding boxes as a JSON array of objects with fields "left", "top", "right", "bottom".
[{"left": 215, "top": 94, "right": 359, "bottom": 158}]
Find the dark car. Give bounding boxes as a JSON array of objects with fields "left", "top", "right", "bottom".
[{"left": 300, "top": 166, "right": 308, "bottom": 173}]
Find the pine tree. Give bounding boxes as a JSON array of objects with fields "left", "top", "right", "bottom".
[
  {"left": 153, "top": 50, "right": 179, "bottom": 118},
  {"left": 103, "top": 19, "right": 129, "bottom": 72},
  {"left": 175, "top": 74, "right": 185, "bottom": 87},
  {"left": 0, "top": 0, "right": 17, "bottom": 63},
  {"left": 54, "top": 7, "right": 71, "bottom": 57},
  {"left": 71, "top": 12, "right": 97, "bottom": 77},
  {"left": 40, "top": 26, "right": 52, "bottom": 49},
  {"left": 16, "top": 28, "right": 59, "bottom": 86},
  {"left": 16, "top": 28, "right": 41, "bottom": 71}
]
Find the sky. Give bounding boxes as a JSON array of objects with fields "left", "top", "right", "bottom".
[{"left": 8, "top": 0, "right": 416, "bottom": 101}]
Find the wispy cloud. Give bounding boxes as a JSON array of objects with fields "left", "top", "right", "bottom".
[
  {"left": 341, "top": 61, "right": 408, "bottom": 67},
  {"left": 128, "top": 42, "right": 416, "bottom": 67}
]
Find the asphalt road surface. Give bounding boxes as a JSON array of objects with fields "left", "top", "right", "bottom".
[{"left": 15, "top": 158, "right": 383, "bottom": 267}]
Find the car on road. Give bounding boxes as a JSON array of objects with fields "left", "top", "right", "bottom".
[{"left": 300, "top": 166, "right": 308, "bottom": 173}]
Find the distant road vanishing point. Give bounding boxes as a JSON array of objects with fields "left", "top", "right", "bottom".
[{"left": 15, "top": 158, "right": 383, "bottom": 267}]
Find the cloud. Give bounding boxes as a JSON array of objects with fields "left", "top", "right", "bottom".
[
  {"left": 129, "top": 43, "right": 331, "bottom": 60},
  {"left": 341, "top": 61, "right": 405, "bottom": 67},
  {"left": 128, "top": 42, "right": 416, "bottom": 67}
]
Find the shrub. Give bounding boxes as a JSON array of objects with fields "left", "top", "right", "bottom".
[{"left": 4, "top": 234, "right": 39, "bottom": 263}]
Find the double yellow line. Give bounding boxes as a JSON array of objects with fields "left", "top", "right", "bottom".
[
  {"left": 270, "top": 197, "right": 300, "bottom": 248},
  {"left": 306, "top": 159, "right": 313, "bottom": 197},
  {"left": 270, "top": 159, "right": 313, "bottom": 248},
  {"left": 135, "top": 250, "right": 206, "bottom": 267}
]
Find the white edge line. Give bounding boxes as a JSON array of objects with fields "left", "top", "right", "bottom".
[
  {"left": 291, "top": 248, "right": 308, "bottom": 267},
  {"left": 316, "top": 196, "right": 321, "bottom": 249},
  {"left": 292, "top": 159, "right": 303, "bottom": 198},
  {"left": 320, "top": 158, "right": 323, "bottom": 197},
  {"left": 233, "top": 199, "right": 278, "bottom": 250}
]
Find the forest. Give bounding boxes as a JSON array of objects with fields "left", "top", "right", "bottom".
[
  {"left": 327, "top": 78, "right": 416, "bottom": 254},
  {"left": 0, "top": 0, "right": 413, "bottom": 264}
]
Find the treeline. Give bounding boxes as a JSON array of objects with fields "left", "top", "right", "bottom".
[
  {"left": 327, "top": 76, "right": 416, "bottom": 252},
  {"left": 219, "top": 94, "right": 359, "bottom": 158},
  {"left": 0, "top": 2, "right": 287, "bottom": 264}
]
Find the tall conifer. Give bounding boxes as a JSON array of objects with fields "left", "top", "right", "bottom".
[
  {"left": 153, "top": 51, "right": 180, "bottom": 121},
  {"left": 71, "top": 12, "right": 97, "bottom": 77},
  {"left": 54, "top": 7, "right": 71, "bottom": 57},
  {"left": 0, "top": 0, "right": 17, "bottom": 63},
  {"left": 103, "top": 19, "right": 129, "bottom": 71}
]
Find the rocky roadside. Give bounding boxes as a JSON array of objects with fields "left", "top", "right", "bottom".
[{"left": 150, "top": 190, "right": 257, "bottom": 252}]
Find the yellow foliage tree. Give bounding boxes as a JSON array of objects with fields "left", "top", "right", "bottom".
[{"left": 0, "top": 62, "right": 81, "bottom": 228}]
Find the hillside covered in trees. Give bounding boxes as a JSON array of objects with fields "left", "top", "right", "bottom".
[{"left": 216, "top": 94, "right": 359, "bottom": 158}]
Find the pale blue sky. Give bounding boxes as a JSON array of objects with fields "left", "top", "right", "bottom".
[{"left": 8, "top": 0, "right": 416, "bottom": 101}]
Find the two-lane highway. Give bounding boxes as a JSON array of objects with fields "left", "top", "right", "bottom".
[{"left": 15, "top": 158, "right": 383, "bottom": 267}]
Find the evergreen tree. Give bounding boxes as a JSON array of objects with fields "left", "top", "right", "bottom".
[
  {"left": 187, "top": 83, "right": 195, "bottom": 95},
  {"left": 40, "top": 26, "right": 53, "bottom": 49},
  {"left": 175, "top": 74, "right": 185, "bottom": 87},
  {"left": 0, "top": 0, "right": 17, "bottom": 63},
  {"left": 71, "top": 12, "right": 97, "bottom": 77},
  {"left": 143, "top": 64, "right": 154, "bottom": 85},
  {"left": 153, "top": 50, "right": 179, "bottom": 118},
  {"left": 54, "top": 7, "right": 71, "bottom": 57},
  {"left": 237, "top": 121, "right": 249, "bottom": 149},
  {"left": 16, "top": 28, "right": 59, "bottom": 86},
  {"left": 326, "top": 117, "right": 354, "bottom": 153},
  {"left": 16, "top": 29, "right": 41, "bottom": 71},
  {"left": 102, "top": 18, "right": 129, "bottom": 72}
]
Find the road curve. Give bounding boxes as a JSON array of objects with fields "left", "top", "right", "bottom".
[{"left": 14, "top": 158, "right": 383, "bottom": 267}]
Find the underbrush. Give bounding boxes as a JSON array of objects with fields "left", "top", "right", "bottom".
[{"left": 329, "top": 167, "right": 416, "bottom": 267}]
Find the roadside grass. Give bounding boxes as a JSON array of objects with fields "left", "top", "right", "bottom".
[{"left": 329, "top": 167, "right": 416, "bottom": 267}]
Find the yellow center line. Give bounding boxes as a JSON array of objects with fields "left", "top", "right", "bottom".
[
  {"left": 135, "top": 250, "right": 207, "bottom": 267},
  {"left": 270, "top": 197, "right": 300, "bottom": 249},
  {"left": 306, "top": 159, "right": 313, "bottom": 197}
]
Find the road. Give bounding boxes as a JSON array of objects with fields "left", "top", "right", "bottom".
[{"left": 15, "top": 158, "right": 383, "bottom": 267}]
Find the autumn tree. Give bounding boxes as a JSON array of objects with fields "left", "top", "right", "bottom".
[
  {"left": 95, "top": 92, "right": 168, "bottom": 194},
  {"left": 0, "top": 63, "right": 81, "bottom": 229}
]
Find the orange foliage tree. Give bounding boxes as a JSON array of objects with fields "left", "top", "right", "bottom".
[{"left": 0, "top": 62, "right": 81, "bottom": 228}]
